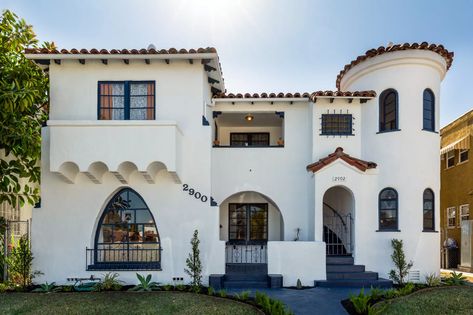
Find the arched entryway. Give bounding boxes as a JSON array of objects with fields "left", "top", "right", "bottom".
[
  {"left": 219, "top": 191, "right": 284, "bottom": 268},
  {"left": 323, "top": 186, "right": 354, "bottom": 256}
]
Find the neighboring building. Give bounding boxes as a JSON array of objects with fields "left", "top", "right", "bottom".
[
  {"left": 440, "top": 109, "right": 472, "bottom": 270},
  {"left": 25, "top": 42, "right": 453, "bottom": 288}
]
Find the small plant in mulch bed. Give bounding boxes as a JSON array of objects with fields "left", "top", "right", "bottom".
[
  {"left": 128, "top": 273, "right": 160, "bottom": 292},
  {"left": 94, "top": 272, "right": 124, "bottom": 292},
  {"left": 32, "top": 282, "right": 61, "bottom": 293},
  {"left": 255, "top": 291, "right": 294, "bottom": 315},
  {"left": 443, "top": 271, "right": 467, "bottom": 286},
  {"left": 389, "top": 239, "right": 413, "bottom": 286}
]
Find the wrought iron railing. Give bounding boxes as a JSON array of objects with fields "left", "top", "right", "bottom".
[
  {"left": 324, "top": 210, "right": 353, "bottom": 256},
  {"left": 225, "top": 244, "right": 267, "bottom": 264},
  {"left": 86, "top": 247, "right": 162, "bottom": 270}
]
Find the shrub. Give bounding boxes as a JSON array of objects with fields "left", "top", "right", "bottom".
[
  {"left": 255, "top": 291, "right": 293, "bottom": 315},
  {"left": 184, "top": 229, "right": 203, "bottom": 290},
  {"left": 424, "top": 272, "right": 441, "bottom": 287},
  {"left": 95, "top": 272, "right": 123, "bottom": 291},
  {"left": 162, "top": 284, "right": 173, "bottom": 291},
  {"left": 0, "top": 282, "right": 12, "bottom": 292},
  {"left": 368, "top": 286, "right": 385, "bottom": 301},
  {"left": 388, "top": 239, "right": 413, "bottom": 286},
  {"left": 32, "top": 282, "right": 60, "bottom": 293},
  {"left": 349, "top": 288, "right": 371, "bottom": 314},
  {"left": 0, "top": 217, "right": 6, "bottom": 281},
  {"left": 397, "top": 282, "right": 415, "bottom": 296},
  {"left": 444, "top": 271, "right": 467, "bottom": 286},
  {"left": 176, "top": 284, "right": 187, "bottom": 292},
  {"left": 128, "top": 273, "right": 159, "bottom": 292},
  {"left": 383, "top": 288, "right": 400, "bottom": 299},
  {"left": 207, "top": 286, "right": 214, "bottom": 295},
  {"left": 217, "top": 289, "right": 227, "bottom": 297},
  {"left": 60, "top": 285, "right": 74, "bottom": 292},
  {"left": 6, "top": 235, "right": 41, "bottom": 289},
  {"left": 239, "top": 290, "right": 250, "bottom": 301}
]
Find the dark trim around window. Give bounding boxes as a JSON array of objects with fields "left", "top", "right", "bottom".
[
  {"left": 228, "top": 203, "right": 268, "bottom": 244},
  {"left": 97, "top": 81, "right": 156, "bottom": 120},
  {"left": 320, "top": 114, "right": 354, "bottom": 136},
  {"left": 378, "top": 187, "right": 399, "bottom": 231},
  {"left": 422, "top": 188, "right": 435, "bottom": 232},
  {"left": 422, "top": 89, "right": 435, "bottom": 132},
  {"left": 230, "top": 132, "right": 270, "bottom": 147},
  {"left": 379, "top": 89, "right": 399, "bottom": 133}
]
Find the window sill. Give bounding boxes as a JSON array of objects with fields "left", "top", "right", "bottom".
[
  {"left": 376, "top": 229, "right": 401, "bottom": 232},
  {"left": 422, "top": 230, "right": 439, "bottom": 233},
  {"left": 87, "top": 263, "right": 161, "bottom": 271},
  {"left": 320, "top": 134, "right": 355, "bottom": 137},
  {"left": 457, "top": 160, "right": 469, "bottom": 166},
  {"left": 376, "top": 129, "right": 401, "bottom": 134},
  {"left": 421, "top": 129, "right": 438, "bottom": 134}
]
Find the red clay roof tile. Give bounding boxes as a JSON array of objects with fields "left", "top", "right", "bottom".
[{"left": 306, "top": 147, "right": 377, "bottom": 173}]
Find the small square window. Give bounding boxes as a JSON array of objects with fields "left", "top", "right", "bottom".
[
  {"left": 447, "top": 207, "right": 456, "bottom": 228},
  {"left": 459, "top": 149, "right": 469, "bottom": 163},
  {"left": 446, "top": 151, "right": 455, "bottom": 168},
  {"left": 321, "top": 114, "right": 353, "bottom": 136}
]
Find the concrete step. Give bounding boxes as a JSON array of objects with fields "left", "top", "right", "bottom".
[
  {"left": 326, "top": 264, "right": 365, "bottom": 273},
  {"left": 327, "top": 271, "right": 378, "bottom": 280},
  {"left": 314, "top": 278, "right": 392, "bottom": 288},
  {"left": 326, "top": 256, "right": 354, "bottom": 265},
  {"left": 223, "top": 280, "right": 269, "bottom": 288},
  {"left": 225, "top": 263, "right": 267, "bottom": 274},
  {"left": 224, "top": 274, "right": 268, "bottom": 281}
]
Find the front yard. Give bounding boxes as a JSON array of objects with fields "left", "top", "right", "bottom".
[
  {"left": 375, "top": 286, "right": 473, "bottom": 315},
  {"left": 0, "top": 291, "right": 262, "bottom": 315}
]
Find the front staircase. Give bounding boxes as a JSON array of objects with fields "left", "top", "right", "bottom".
[
  {"left": 209, "top": 263, "right": 283, "bottom": 289},
  {"left": 315, "top": 256, "right": 392, "bottom": 288}
]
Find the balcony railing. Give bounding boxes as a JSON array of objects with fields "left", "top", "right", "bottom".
[
  {"left": 225, "top": 244, "right": 267, "bottom": 264},
  {"left": 86, "top": 247, "right": 162, "bottom": 271}
]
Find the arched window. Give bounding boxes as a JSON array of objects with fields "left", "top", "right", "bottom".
[
  {"left": 88, "top": 188, "right": 161, "bottom": 270},
  {"left": 379, "top": 188, "right": 398, "bottom": 230},
  {"left": 379, "top": 89, "right": 399, "bottom": 132},
  {"left": 423, "top": 89, "right": 435, "bottom": 131},
  {"left": 423, "top": 189, "right": 435, "bottom": 231}
]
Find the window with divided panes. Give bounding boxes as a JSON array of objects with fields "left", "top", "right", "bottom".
[
  {"left": 321, "top": 114, "right": 353, "bottom": 136},
  {"left": 229, "top": 203, "right": 268, "bottom": 243}
]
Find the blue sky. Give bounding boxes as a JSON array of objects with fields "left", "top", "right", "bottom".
[{"left": 3, "top": 0, "right": 472, "bottom": 126}]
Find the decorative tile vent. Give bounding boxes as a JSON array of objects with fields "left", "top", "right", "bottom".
[{"left": 408, "top": 270, "right": 420, "bottom": 282}]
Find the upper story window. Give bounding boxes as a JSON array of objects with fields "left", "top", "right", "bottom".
[
  {"left": 423, "top": 89, "right": 435, "bottom": 131},
  {"left": 321, "top": 114, "right": 353, "bottom": 136},
  {"left": 459, "top": 149, "right": 469, "bottom": 164},
  {"left": 446, "top": 151, "right": 455, "bottom": 168},
  {"left": 423, "top": 189, "right": 434, "bottom": 231},
  {"left": 447, "top": 207, "right": 456, "bottom": 228},
  {"left": 378, "top": 188, "right": 398, "bottom": 231},
  {"left": 230, "top": 133, "right": 270, "bottom": 147},
  {"left": 98, "top": 81, "right": 155, "bottom": 120},
  {"left": 379, "top": 89, "right": 399, "bottom": 132}
]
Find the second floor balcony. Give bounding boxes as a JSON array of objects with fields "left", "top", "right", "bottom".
[{"left": 48, "top": 120, "right": 182, "bottom": 184}]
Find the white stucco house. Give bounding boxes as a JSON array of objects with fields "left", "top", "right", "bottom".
[{"left": 25, "top": 42, "right": 453, "bottom": 288}]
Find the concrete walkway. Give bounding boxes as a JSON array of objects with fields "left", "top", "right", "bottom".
[{"left": 228, "top": 287, "right": 364, "bottom": 315}]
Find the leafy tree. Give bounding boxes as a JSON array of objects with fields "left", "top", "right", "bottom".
[
  {"left": 0, "top": 9, "right": 52, "bottom": 208},
  {"left": 6, "top": 235, "right": 41, "bottom": 289},
  {"left": 184, "top": 229, "right": 202, "bottom": 289},
  {"left": 389, "top": 239, "right": 413, "bottom": 286}
]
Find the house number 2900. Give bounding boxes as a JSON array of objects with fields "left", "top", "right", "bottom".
[{"left": 182, "top": 184, "right": 208, "bottom": 203}]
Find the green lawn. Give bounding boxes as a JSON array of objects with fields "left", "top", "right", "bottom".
[
  {"left": 375, "top": 286, "right": 473, "bottom": 315},
  {"left": 0, "top": 291, "right": 261, "bottom": 315}
]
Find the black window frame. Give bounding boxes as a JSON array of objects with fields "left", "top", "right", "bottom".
[
  {"left": 378, "top": 187, "right": 399, "bottom": 231},
  {"left": 423, "top": 188, "right": 435, "bottom": 232},
  {"left": 97, "top": 80, "right": 156, "bottom": 120},
  {"left": 90, "top": 187, "right": 161, "bottom": 270},
  {"left": 379, "top": 89, "right": 399, "bottom": 133},
  {"left": 228, "top": 203, "right": 268, "bottom": 244},
  {"left": 320, "top": 114, "right": 353, "bottom": 136},
  {"left": 422, "top": 89, "right": 435, "bottom": 132},
  {"left": 230, "top": 132, "right": 270, "bottom": 147}
]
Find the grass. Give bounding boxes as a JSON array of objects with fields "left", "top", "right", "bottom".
[
  {"left": 0, "top": 291, "right": 262, "bottom": 315},
  {"left": 375, "top": 286, "right": 473, "bottom": 315}
]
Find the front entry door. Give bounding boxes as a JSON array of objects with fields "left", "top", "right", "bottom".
[{"left": 229, "top": 203, "right": 268, "bottom": 244}]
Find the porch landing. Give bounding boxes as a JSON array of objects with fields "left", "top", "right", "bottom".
[{"left": 209, "top": 263, "right": 283, "bottom": 289}]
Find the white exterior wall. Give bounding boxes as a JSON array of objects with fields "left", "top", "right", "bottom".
[
  {"left": 211, "top": 101, "right": 314, "bottom": 242},
  {"left": 339, "top": 50, "right": 445, "bottom": 279},
  {"left": 33, "top": 60, "right": 225, "bottom": 285}
]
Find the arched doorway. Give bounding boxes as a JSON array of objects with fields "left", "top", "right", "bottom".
[
  {"left": 323, "top": 186, "right": 354, "bottom": 256},
  {"left": 219, "top": 191, "right": 283, "bottom": 269}
]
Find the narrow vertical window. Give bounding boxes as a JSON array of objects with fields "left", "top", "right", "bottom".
[
  {"left": 379, "top": 188, "right": 398, "bottom": 230},
  {"left": 423, "top": 189, "right": 434, "bottom": 231},
  {"left": 379, "top": 89, "right": 399, "bottom": 132},
  {"left": 447, "top": 207, "right": 456, "bottom": 228},
  {"left": 460, "top": 204, "right": 470, "bottom": 224},
  {"left": 423, "top": 89, "right": 435, "bottom": 131}
]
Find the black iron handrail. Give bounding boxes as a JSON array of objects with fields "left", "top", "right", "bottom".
[
  {"left": 86, "top": 247, "right": 162, "bottom": 270},
  {"left": 323, "top": 202, "right": 348, "bottom": 230}
]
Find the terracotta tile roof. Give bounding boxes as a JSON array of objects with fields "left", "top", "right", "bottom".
[
  {"left": 306, "top": 147, "right": 377, "bottom": 173},
  {"left": 24, "top": 47, "right": 218, "bottom": 55},
  {"left": 213, "top": 92, "right": 311, "bottom": 99},
  {"left": 213, "top": 90, "right": 376, "bottom": 100},
  {"left": 336, "top": 42, "right": 454, "bottom": 90}
]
